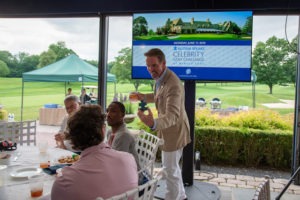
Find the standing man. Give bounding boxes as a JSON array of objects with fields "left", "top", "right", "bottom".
[
  {"left": 136, "top": 48, "right": 191, "bottom": 200},
  {"left": 55, "top": 95, "right": 80, "bottom": 151},
  {"left": 65, "top": 88, "right": 72, "bottom": 96}
]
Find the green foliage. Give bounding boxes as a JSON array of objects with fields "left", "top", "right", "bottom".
[
  {"left": 195, "top": 126, "right": 292, "bottom": 169},
  {"left": 124, "top": 102, "right": 133, "bottom": 114},
  {"left": 195, "top": 108, "right": 293, "bottom": 130},
  {"left": 49, "top": 41, "right": 76, "bottom": 62},
  {"left": 111, "top": 93, "right": 134, "bottom": 114},
  {"left": 86, "top": 60, "right": 98, "bottom": 67},
  {"left": 111, "top": 47, "right": 151, "bottom": 91},
  {"left": 0, "top": 60, "right": 10, "bottom": 77},
  {"left": 0, "top": 51, "right": 17, "bottom": 77},
  {"left": 37, "top": 49, "right": 57, "bottom": 68},
  {"left": 16, "top": 53, "right": 40, "bottom": 74},
  {"left": 107, "top": 61, "right": 115, "bottom": 72},
  {"left": 242, "top": 16, "right": 253, "bottom": 34},
  {"left": 223, "top": 21, "right": 241, "bottom": 34},
  {"left": 252, "top": 36, "right": 291, "bottom": 94},
  {"left": 133, "top": 16, "right": 148, "bottom": 36}
]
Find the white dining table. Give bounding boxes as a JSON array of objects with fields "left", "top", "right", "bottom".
[{"left": 0, "top": 145, "right": 75, "bottom": 200}]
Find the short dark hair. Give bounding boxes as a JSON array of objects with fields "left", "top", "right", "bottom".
[
  {"left": 144, "top": 48, "right": 165, "bottom": 63},
  {"left": 65, "top": 104, "right": 106, "bottom": 150},
  {"left": 111, "top": 101, "right": 125, "bottom": 114},
  {"left": 68, "top": 88, "right": 72, "bottom": 91}
]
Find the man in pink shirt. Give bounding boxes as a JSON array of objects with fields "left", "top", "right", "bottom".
[{"left": 51, "top": 104, "right": 138, "bottom": 200}]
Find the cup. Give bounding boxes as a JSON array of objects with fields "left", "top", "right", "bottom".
[
  {"left": 38, "top": 141, "right": 48, "bottom": 153},
  {"left": 29, "top": 174, "right": 44, "bottom": 198},
  {"left": 0, "top": 165, "right": 7, "bottom": 187},
  {"left": 39, "top": 153, "right": 50, "bottom": 168},
  {"left": 129, "top": 92, "right": 139, "bottom": 102}
]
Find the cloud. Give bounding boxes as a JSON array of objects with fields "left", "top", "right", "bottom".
[
  {"left": 0, "top": 18, "right": 99, "bottom": 60},
  {"left": 252, "top": 15, "right": 298, "bottom": 47},
  {"left": 107, "top": 16, "right": 132, "bottom": 62},
  {"left": 0, "top": 15, "right": 298, "bottom": 62}
]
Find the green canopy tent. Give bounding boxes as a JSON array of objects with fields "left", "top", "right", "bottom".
[{"left": 21, "top": 54, "right": 116, "bottom": 120}]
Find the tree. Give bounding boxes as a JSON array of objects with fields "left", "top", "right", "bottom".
[
  {"left": 283, "top": 36, "right": 298, "bottom": 86},
  {"left": 49, "top": 41, "right": 76, "bottom": 61},
  {"left": 252, "top": 36, "right": 289, "bottom": 94},
  {"left": 133, "top": 16, "right": 148, "bottom": 36},
  {"left": 148, "top": 29, "right": 155, "bottom": 36},
  {"left": 224, "top": 21, "right": 241, "bottom": 35},
  {"left": 111, "top": 47, "right": 144, "bottom": 91},
  {"left": 165, "top": 18, "right": 171, "bottom": 34},
  {"left": 242, "top": 16, "right": 253, "bottom": 34},
  {"left": 86, "top": 60, "right": 98, "bottom": 67},
  {"left": 14, "top": 52, "right": 40, "bottom": 76},
  {"left": 0, "top": 50, "right": 17, "bottom": 77},
  {"left": 0, "top": 60, "right": 10, "bottom": 77},
  {"left": 107, "top": 61, "right": 115, "bottom": 73},
  {"left": 37, "top": 49, "right": 57, "bottom": 68}
]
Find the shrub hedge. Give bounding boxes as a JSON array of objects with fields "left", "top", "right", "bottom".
[
  {"left": 195, "top": 126, "right": 293, "bottom": 169},
  {"left": 137, "top": 108, "right": 294, "bottom": 169}
]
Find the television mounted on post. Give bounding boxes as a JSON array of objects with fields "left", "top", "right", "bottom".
[{"left": 132, "top": 11, "right": 253, "bottom": 82}]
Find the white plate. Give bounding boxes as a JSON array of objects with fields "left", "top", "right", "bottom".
[{"left": 10, "top": 167, "right": 42, "bottom": 178}]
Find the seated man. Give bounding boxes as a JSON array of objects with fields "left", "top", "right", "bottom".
[
  {"left": 80, "top": 88, "right": 91, "bottom": 104},
  {"left": 54, "top": 95, "right": 81, "bottom": 152},
  {"left": 106, "top": 101, "right": 143, "bottom": 183},
  {"left": 51, "top": 104, "right": 138, "bottom": 200}
]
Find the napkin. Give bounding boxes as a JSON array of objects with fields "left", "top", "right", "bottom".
[{"left": 42, "top": 164, "right": 71, "bottom": 175}]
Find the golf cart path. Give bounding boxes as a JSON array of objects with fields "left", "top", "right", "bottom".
[{"left": 262, "top": 99, "right": 295, "bottom": 109}]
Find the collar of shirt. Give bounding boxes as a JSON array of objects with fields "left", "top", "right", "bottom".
[
  {"left": 80, "top": 142, "right": 110, "bottom": 158},
  {"left": 155, "top": 68, "right": 167, "bottom": 93}
]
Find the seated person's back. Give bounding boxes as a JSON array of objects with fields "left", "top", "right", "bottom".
[{"left": 51, "top": 104, "right": 138, "bottom": 200}]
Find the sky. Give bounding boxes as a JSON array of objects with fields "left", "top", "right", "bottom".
[{"left": 0, "top": 15, "right": 298, "bottom": 62}]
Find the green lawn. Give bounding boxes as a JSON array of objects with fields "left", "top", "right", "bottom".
[
  {"left": 134, "top": 33, "right": 251, "bottom": 41},
  {"left": 0, "top": 78, "right": 295, "bottom": 123}
]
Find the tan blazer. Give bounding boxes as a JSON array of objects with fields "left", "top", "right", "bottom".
[{"left": 144, "top": 68, "right": 191, "bottom": 152}]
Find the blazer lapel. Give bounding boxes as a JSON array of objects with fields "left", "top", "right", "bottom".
[{"left": 155, "top": 68, "right": 171, "bottom": 104}]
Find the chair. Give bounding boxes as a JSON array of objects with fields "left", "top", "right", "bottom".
[
  {"left": 196, "top": 97, "right": 206, "bottom": 108},
  {"left": 210, "top": 98, "right": 221, "bottom": 109},
  {"left": 0, "top": 120, "right": 37, "bottom": 146},
  {"left": 135, "top": 130, "right": 164, "bottom": 180},
  {"left": 252, "top": 175, "right": 271, "bottom": 200},
  {"left": 96, "top": 174, "right": 163, "bottom": 200}
]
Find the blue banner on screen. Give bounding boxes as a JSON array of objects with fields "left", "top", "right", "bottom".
[{"left": 132, "top": 11, "right": 253, "bottom": 81}]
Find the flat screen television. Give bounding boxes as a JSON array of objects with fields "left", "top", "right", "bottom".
[{"left": 132, "top": 11, "right": 253, "bottom": 81}]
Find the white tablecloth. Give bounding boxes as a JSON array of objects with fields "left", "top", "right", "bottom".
[{"left": 0, "top": 146, "right": 75, "bottom": 200}]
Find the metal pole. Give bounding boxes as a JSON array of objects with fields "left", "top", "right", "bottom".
[
  {"left": 21, "top": 80, "right": 24, "bottom": 121},
  {"left": 98, "top": 13, "right": 109, "bottom": 111},
  {"left": 182, "top": 80, "right": 195, "bottom": 186},
  {"left": 275, "top": 166, "right": 300, "bottom": 199},
  {"left": 292, "top": 15, "right": 300, "bottom": 185},
  {"left": 65, "top": 82, "right": 66, "bottom": 96}
]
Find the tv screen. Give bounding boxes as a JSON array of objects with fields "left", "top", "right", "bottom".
[{"left": 132, "top": 11, "right": 253, "bottom": 81}]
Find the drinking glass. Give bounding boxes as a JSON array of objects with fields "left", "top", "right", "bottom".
[{"left": 29, "top": 174, "right": 44, "bottom": 198}]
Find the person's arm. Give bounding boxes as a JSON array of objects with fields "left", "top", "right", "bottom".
[
  {"left": 134, "top": 92, "right": 155, "bottom": 103},
  {"left": 143, "top": 93, "right": 155, "bottom": 103}
]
